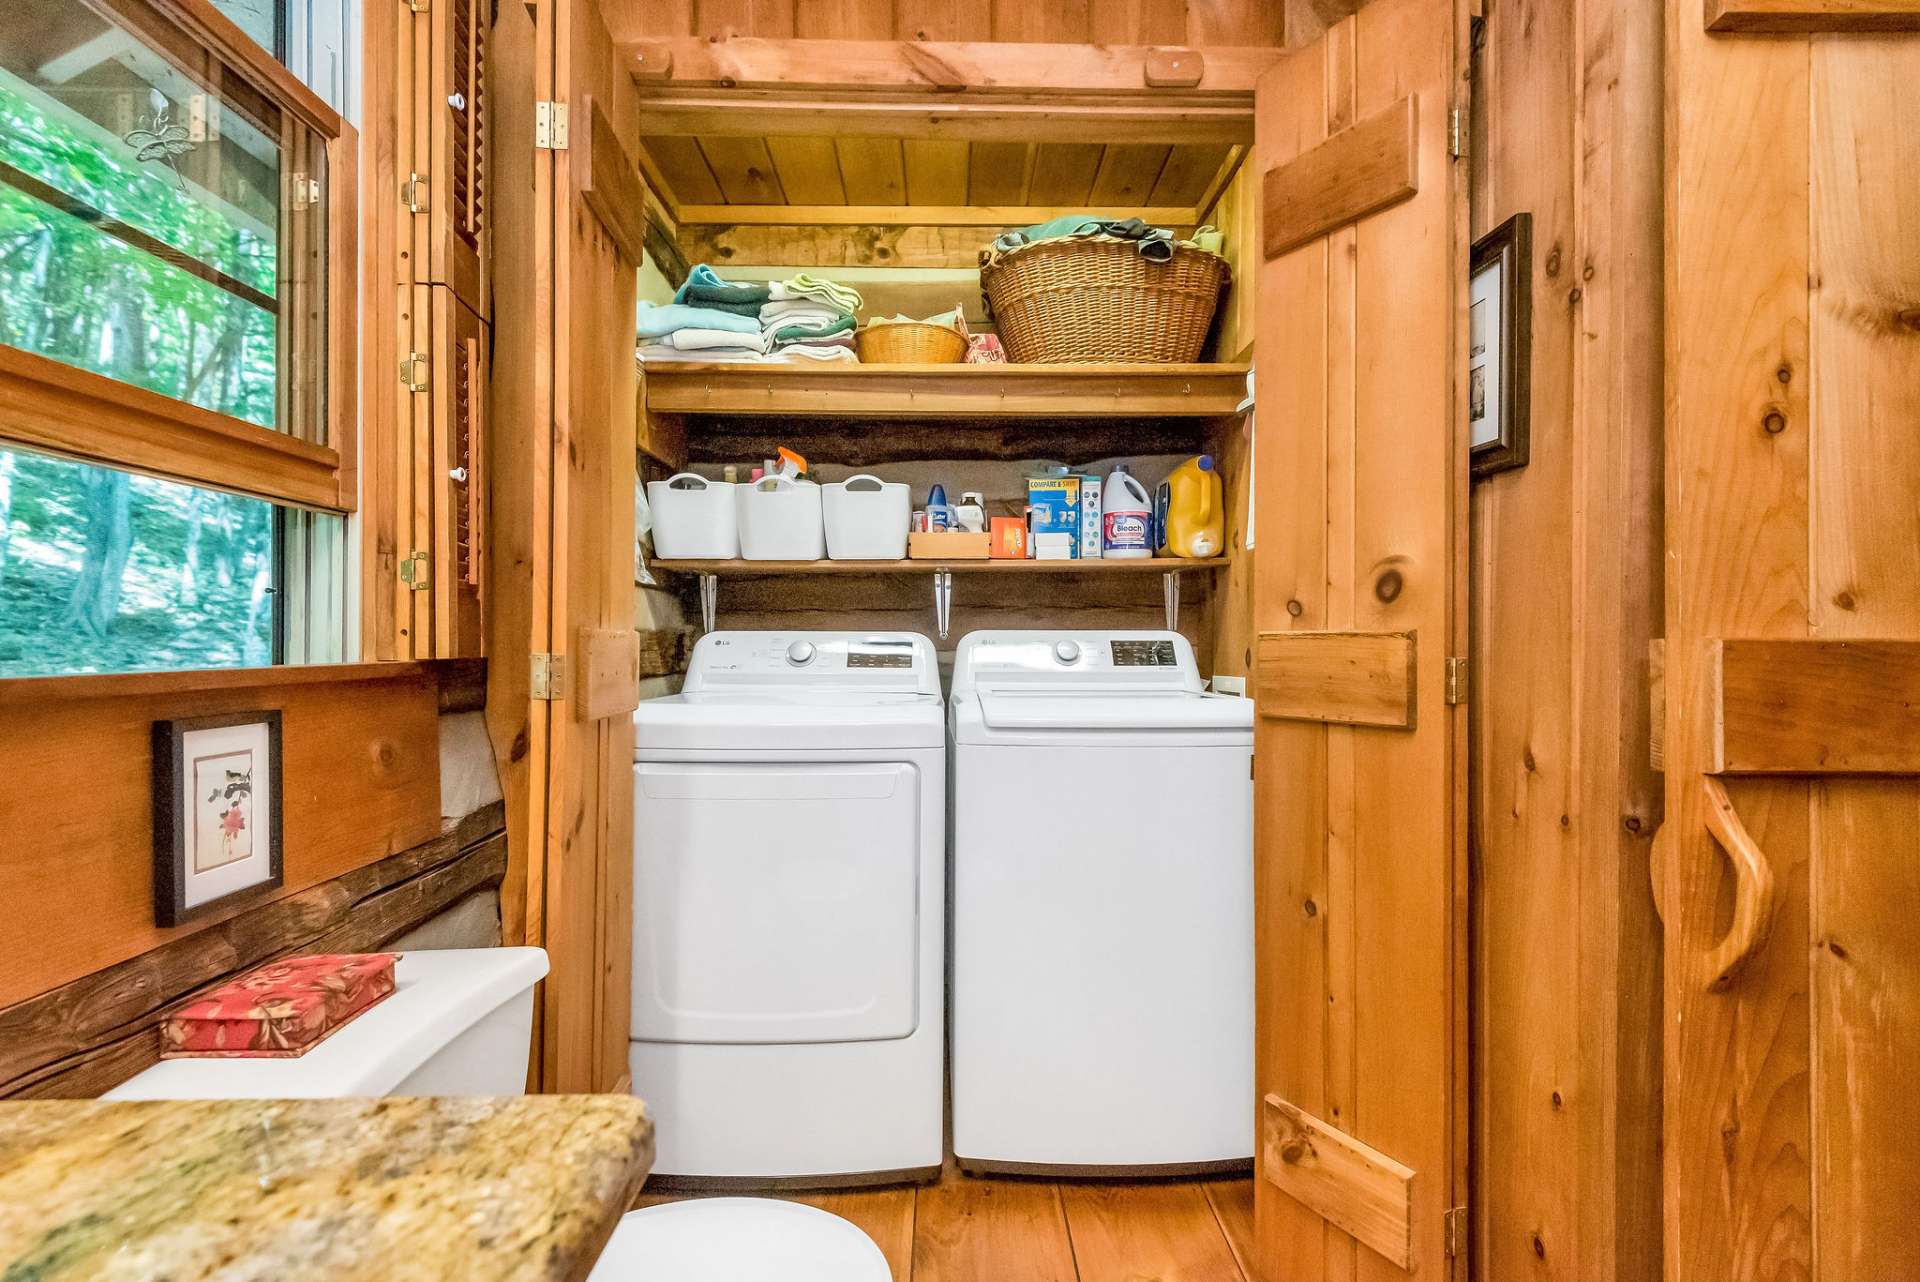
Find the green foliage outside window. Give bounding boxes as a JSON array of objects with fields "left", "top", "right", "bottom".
[{"left": 0, "top": 448, "right": 277, "bottom": 677}]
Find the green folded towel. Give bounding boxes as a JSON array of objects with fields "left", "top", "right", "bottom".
[{"left": 771, "top": 313, "right": 857, "bottom": 344}]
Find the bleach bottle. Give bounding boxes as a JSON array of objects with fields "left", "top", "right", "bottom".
[{"left": 1101, "top": 465, "right": 1153, "bottom": 559}]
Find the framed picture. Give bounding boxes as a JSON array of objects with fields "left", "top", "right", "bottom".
[
  {"left": 1469, "top": 212, "right": 1532, "bottom": 479},
  {"left": 152, "top": 712, "right": 284, "bottom": 927}
]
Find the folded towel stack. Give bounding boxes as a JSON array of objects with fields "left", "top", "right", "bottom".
[{"left": 640, "top": 265, "right": 868, "bottom": 365}]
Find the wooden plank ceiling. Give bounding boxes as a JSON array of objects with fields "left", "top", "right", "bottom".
[{"left": 645, "top": 135, "right": 1237, "bottom": 219}]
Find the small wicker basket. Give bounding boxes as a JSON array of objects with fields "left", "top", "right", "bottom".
[
  {"left": 980, "top": 237, "right": 1231, "bottom": 364},
  {"left": 855, "top": 320, "right": 968, "bottom": 364}
]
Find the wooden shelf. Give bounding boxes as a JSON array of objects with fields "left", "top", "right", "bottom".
[
  {"left": 653, "top": 556, "right": 1229, "bottom": 575},
  {"left": 642, "top": 362, "right": 1250, "bottom": 419}
]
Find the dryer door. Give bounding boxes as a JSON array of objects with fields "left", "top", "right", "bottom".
[{"left": 632, "top": 761, "right": 920, "bottom": 1044}]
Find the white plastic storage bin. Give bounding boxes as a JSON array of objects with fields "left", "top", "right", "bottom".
[
  {"left": 737, "top": 476, "right": 826, "bottom": 561},
  {"left": 647, "top": 473, "right": 738, "bottom": 559},
  {"left": 823, "top": 474, "right": 911, "bottom": 560}
]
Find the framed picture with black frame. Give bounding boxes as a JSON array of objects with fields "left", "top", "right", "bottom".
[
  {"left": 1469, "top": 212, "right": 1532, "bottom": 479},
  {"left": 152, "top": 711, "right": 284, "bottom": 927}
]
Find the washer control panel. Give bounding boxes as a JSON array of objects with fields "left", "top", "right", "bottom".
[
  {"left": 1110, "top": 639, "right": 1179, "bottom": 667},
  {"left": 951, "top": 631, "right": 1203, "bottom": 695}
]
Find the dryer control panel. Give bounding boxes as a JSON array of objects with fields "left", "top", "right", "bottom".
[{"left": 684, "top": 631, "right": 940, "bottom": 696}]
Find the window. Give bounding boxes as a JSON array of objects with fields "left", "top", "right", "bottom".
[
  {"left": 0, "top": 0, "right": 330, "bottom": 440},
  {"left": 0, "top": 0, "right": 356, "bottom": 678},
  {"left": 209, "top": 0, "right": 288, "bottom": 64}
]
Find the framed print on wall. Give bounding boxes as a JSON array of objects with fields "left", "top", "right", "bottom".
[
  {"left": 1469, "top": 212, "right": 1533, "bottom": 479},
  {"left": 152, "top": 712, "right": 284, "bottom": 927}
]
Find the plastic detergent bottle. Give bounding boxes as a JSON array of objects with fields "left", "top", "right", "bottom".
[
  {"left": 1101, "top": 465, "right": 1153, "bottom": 559},
  {"left": 927, "top": 483, "right": 953, "bottom": 531},
  {"left": 1156, "top": 455, "right": 1225, "bottom": 558}
]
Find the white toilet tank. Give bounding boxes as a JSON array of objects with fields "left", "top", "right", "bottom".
[{"left": 106, "top": 948, "right": 549, "bottom": 1100}]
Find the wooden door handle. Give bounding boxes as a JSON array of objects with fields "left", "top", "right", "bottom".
[{"left": 1700, "top": 776, "right": 1777, "bottom": 991}]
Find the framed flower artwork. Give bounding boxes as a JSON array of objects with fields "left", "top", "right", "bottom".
[{"left": 152, "top": 712, "right": 284, "bottom": 927}]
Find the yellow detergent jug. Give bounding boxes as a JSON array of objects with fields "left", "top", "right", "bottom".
[{"left": 1155, "top": 455, "right": 1225, "bottom": 559}]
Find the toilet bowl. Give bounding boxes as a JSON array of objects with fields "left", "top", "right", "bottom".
[
  {"left": 587, "top": 1199, "right": 891, "bottom": 1282},
  {"left": 107, "top": 947, "right": 886, "bottom": 1276}
]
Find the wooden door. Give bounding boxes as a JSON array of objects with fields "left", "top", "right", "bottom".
[
  {"left": 487, "top": 0, "right": 639, "bottom": 1093},
  {"left": 1249, "top": 0, "right": 1468, "bottom": 1278},
  {"left": 1661, "top": 4, "right": 1920, "bottom": 1280}
]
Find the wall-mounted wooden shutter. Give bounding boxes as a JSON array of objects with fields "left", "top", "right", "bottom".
[
  {"left": 378, "top": 0, "right": 491, "bottom": 658},
  {"left": 1249, "top": 0, "right": 1468, "bottom": 1278}
]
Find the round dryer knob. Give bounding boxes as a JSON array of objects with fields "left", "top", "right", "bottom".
[
  {"left": 1053, "top": 640, "right": 1082, "bottom": 664},
  {"left": 785, "top": 640, "right": 817, "bottom": 666}
]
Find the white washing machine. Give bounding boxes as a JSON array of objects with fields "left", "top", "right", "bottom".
[
  {"left": 631, "top": 631, "right": 944, "bottom": 1184},
  {"left": 949, "top": 630, "right": 1254, "bottom": 1174}
]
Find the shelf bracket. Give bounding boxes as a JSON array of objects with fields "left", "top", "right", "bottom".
[
  {"left": 1164, "top": 571, "right": 1181, "bottom": 630},
  {"left": 933, "top": 570, "right": 954, "bottom": 641},
  {"left": 698, "top": 573, "right": 718, "bottom": 634}
]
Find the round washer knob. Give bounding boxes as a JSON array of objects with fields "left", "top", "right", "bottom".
[
  {"left": 785, "top": 640, "right": 817, "bottom": 666},
  {"left": 1054, "top": 640, "right": 1082, "bottom": 664}
]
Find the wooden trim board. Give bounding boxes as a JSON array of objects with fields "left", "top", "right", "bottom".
[
  {"left": 1705, "top": 0, "right": 1920, "bottom": 30},
  {"left": 0, "top": 346, "right": 346, "bottom": 512},
  {"left": 625, "top": 37, "right": 1282, "bottom": 96},
  {"left": 1255, "top": 630, "right": 1418, "bottom": 729},
  {"left": 1263, "top": 95, "right": 1419, "bottom": 259},
  {"left": 1710, "top": 638, "right": 1920, "bottom": 774},
  {"left": 671, "top": 204, "right": 1201, "bottom": 228},
  {"left": 574, "top": 627, "right": 641, "bottom": 722},
  {"left": 641, "top": 363, "right": 1251, "bottom": 419},
  {"left": 1262, "top": 1094, "right": 1417, "bottom": 1270},
  {"left": 580, "top": 96, "right": 649, "bottom": 264},
  {"left": 636, "top": 94, "right": 1253, "bottom": 146}
]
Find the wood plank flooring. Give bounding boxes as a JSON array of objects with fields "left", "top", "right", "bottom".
[{"left": 634, "top": 1173, "right": 1256, "bottom": 1281}]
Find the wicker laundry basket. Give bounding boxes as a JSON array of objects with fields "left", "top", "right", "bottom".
[
  {"left": 980, "top": 237, "right": 1231, "bottom": 364},
  {"left": 855, "top": 320, "right": 968, "bottom": 364}
]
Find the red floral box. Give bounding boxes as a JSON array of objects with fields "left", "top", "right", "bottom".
[{"left": 161, "top": 953, "right": 398, "bottom": 1059}]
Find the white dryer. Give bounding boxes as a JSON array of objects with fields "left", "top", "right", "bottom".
[
  {"left": 632, "top": 631, "right": 944, "bottom": 1184},
  {"left": 949, "top": 630, "right": 1254, "bottom": 1174}
]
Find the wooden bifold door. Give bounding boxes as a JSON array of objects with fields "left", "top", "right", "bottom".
[
  {"left": 1660, "top": 3, "right": 1920, "bottom": 1280},
  {"left": 1249, "top": 0, "right": 1469, "bottom": 1279}
]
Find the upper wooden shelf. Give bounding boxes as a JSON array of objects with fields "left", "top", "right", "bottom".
[
  {"left": 625, "top": 37, "right": 1267, "bottom": 229},
  {"left": 641, "top": 362, "right": 1250, "bottom": 419}
]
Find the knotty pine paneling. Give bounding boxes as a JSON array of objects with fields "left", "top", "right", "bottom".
[{"left": 0, "top": 666, "right": 442, "bottom": 1008}]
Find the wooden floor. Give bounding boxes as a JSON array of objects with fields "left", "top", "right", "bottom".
[{"left": 635, "top": 1171, "right": 1256, "bottom": 1281}]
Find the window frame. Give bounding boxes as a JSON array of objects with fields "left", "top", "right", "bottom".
[{"left": 0, "top": 0, "right": 359, "bottom": 516}]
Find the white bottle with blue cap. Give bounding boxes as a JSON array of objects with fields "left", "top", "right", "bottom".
[{"left": 1101, "top": 465, "right": 1153, "bottom": 559}]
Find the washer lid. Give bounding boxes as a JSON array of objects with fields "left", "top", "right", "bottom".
[
  {"left": 588, "top": 1200, "right": 891, "bottom": 1282},
  {"left": 975, "top": 688, "right": 1253, "bottom": 733}
]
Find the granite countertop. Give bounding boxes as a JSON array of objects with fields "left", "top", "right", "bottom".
[{"left": 0, "top": 1094, "right": 653, "bottom": 1282}]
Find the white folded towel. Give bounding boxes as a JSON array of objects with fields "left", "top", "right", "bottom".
[
  {"left": 638, "top": 344, "right": 766, "bottom": 364},
  {"left": 772, "top": 344, "right": 859, "bottom": 364},
  {"left": 664, "top": 326, "right": 772, "bottom": 353},
  {"left": 760, "top": 299, "right": 845, "bottom": 329}
]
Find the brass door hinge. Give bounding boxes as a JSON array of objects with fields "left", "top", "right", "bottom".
[
  {"left": 399, "top": 551, "right": 430, "bottom": 590},
  {"left": 531, "top": 652, "right": 567, "bottom": 700},
  {"left": 403, "top": 172, "right": 429, "bottom": 212},
  {"left": 535, "top": 100, "right": 569, "bottom": 150},
  {"left": 290, "top": 173, "right": 321, "bottom": 209},
  {"left": 1445, "top": 656, "right": 1468, "bottom": 705},
  {"left": 1449, "top": 107, "right": 1468, "bottom": 160},
  {"left": 401, "top": 352, "right": 430, "bottom": 392},
  {"left": 407, "top": 0, "right": 429, "bottom": 12},
  {"left": 1444, "top": 1205, "right": 1468, "bottom": 1258}
]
